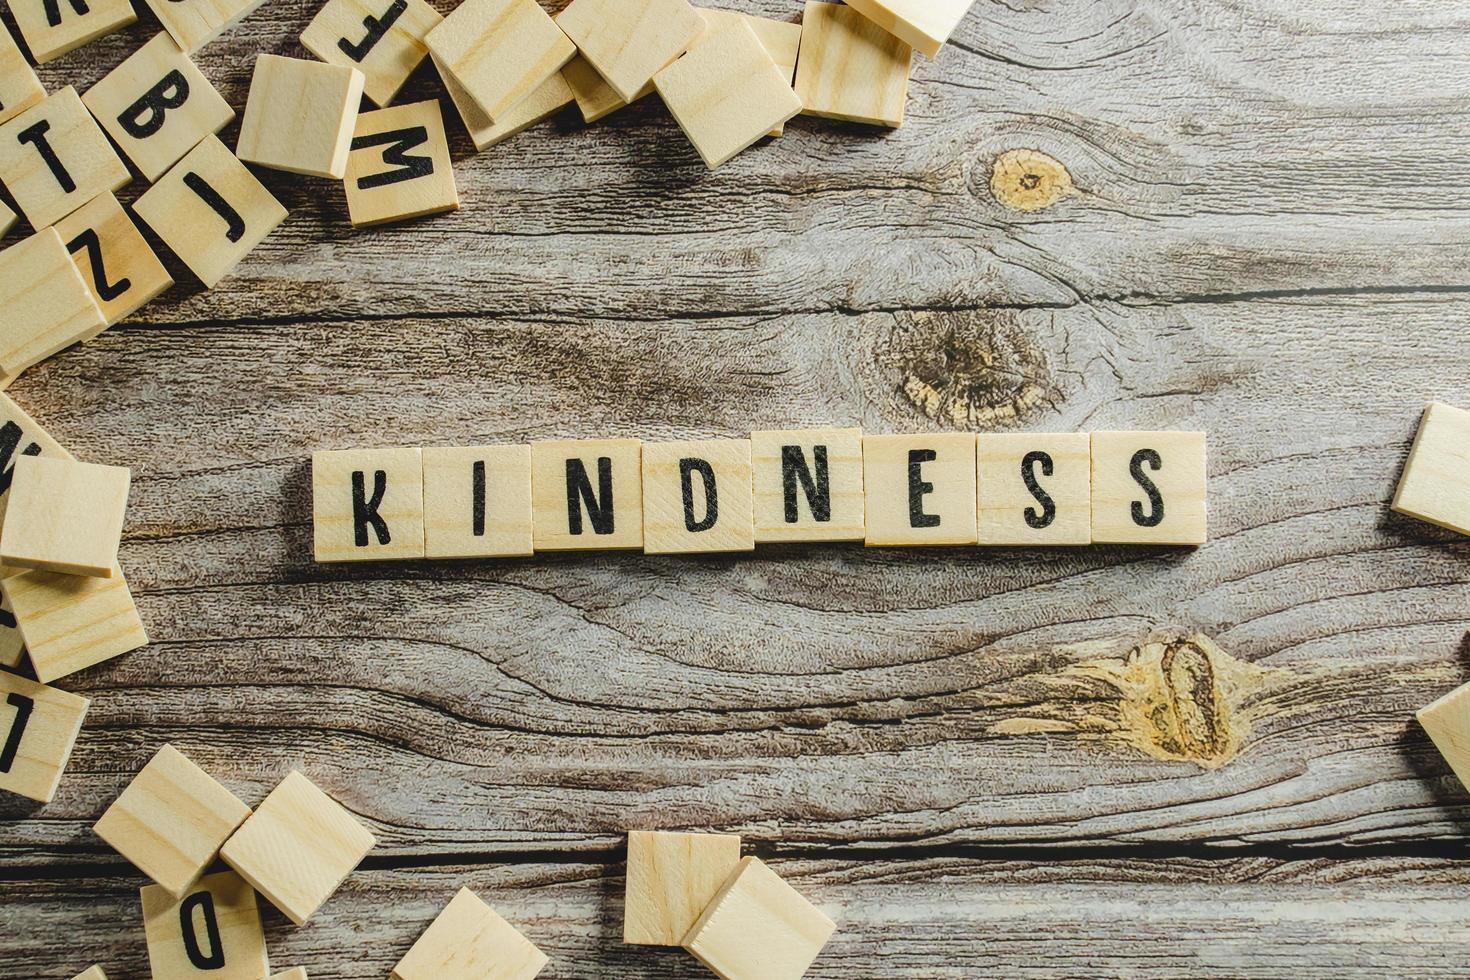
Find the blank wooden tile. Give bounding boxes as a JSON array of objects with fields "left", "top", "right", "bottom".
[
  {"left": 1393, "top": 402, "right": 1470, "bottom": 536},
  {"left": 682, "top": 856, "right": 836, "bottom": 980},
  {"left": 220, "top": 769, "right": 376, "bottom": 926},
  {"left": 133, "top": 135, "right": 288, "bottom": 289},
  {"left": 556, "top": 0, "right": 703, "bottom": 103},
  {"left": 0, "top": 455, "right": 129, "bottom": 577},
  {"left": 0, "top": 227, "right": 105, "bottom": 383},
  {"left": 840, "top": 0, "right": 973, "bottom": 58},
  {"left": 863, "top": 433, "right": 977, "bottom": 547},
  {"left": 0, "top": 668, "right": 88, "bottom": 802},
  {"left": 312, "top": 447, "right": 425, "bottom": 562},
  {"left": 642, "top": 440, "right": 754, "bottom": 554},
  {"left": 426, "top": 0, "right": 574, "bottom": 122},
  {"left": 795, "top": 1, "right": 911, "bottom": 128},
  {"left": 95, "top": 744, "right": 252, "bottom": 897},
  {"left": 0, "top": 86, "right": 130, "bottom": 230},
  {"left": 3, "top": 565, "right": 148, "bottom": 683},
  {"left": 70, "top": 968, "right": 108, "bottom": 980},
  {"left": 345, "top": 100, "right": 457, "bottom": 228},
  {"left": 751, "top": 428, "right": 865, "bottom": 544},
  {"left": 237, "top": 55, "right": 365, "bottom": 179},
  {"left": 0, "top": 21, "right": 45, "bottom": 127},
  {"left": 391, "top": 887, "right": 548, "bottom": 980},
  {"left": 977, "top": 432, "right": 1091, "bottom": 546},
  {"left": 624, "top": 830, "right": 741, "bottom": 946},
  {"left": 141, "top": 870, "right": 269, "bottom": 980},
  {"left": 141, "top": 0, "right": 267, "bottom": 52},
  {"left": 302, "top": 0, "right": 442, "bottom": 108},
  {"left": 1420, "top": 680, "right": 1470, "bottom": 792},
  {"left": 438, "top": 54, "right": 573, "bottom": 151},
  {"left": 1091, "top": 431, "right": 1207, "bottom": 546},
  {"left": 54, "top": 192, "right": 174, "bottom": 328},
  {"left": 699, "top": 9, "right": 800, "bottom": 136},
  {"left": 8, "top": 0, "right": 135, "bottom": 64},
  {"left": 423, "top": 445, "right": 532, "bottom": 558},
  {"left": 530, "top": 439, "right": 643, "bottom": 551},
  {"left": 561, "top": 55, "right": 655, "bottom": 124}
]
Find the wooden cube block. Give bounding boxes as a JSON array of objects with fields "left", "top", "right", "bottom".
[
  {"left": 530, "top": 439, "right": 643, "bottom": 551},
  {"left": 345, "top": 100, "right": 457, "bottom": 228},
  {"left": 83, "top": 33, "right": 235, "bottom": 183},
  {"left": 977, "top": 432, "right": 1091, "bottom": 546},
  {"left": 133, "top": 135, "right": 288, "bottom": 289},
  {"left": 237, "top": 55, "right": 365, "bottom": 179},
  {"left": 141, "top": 870, "right": 269, "bottom": 980},
  {"left": 0, "top": 455, "right": 130, "bottom": 577},
  {"left": 423, "top": 445, "right": 532, "bottom": 558},
  {"left": 95, "top": 744, "right": 252, "bottom": 897},
  {"left": 1090, "top": 431, "right": 1207, "bottom": 546},
  {"left": 1393, "top": 402, "right": 1470, "bottom": 536},
  {"left": 302, "top": 0, "right": 442, "bottom": 108},
  {"left": 795, "top": 1, "right": 911, "bottom": 128},
  {"left": 699, "top": 9, "right": 800, "bottom": 136},
  {"left": 624, "top": 830, "right": 740, "bottom": 946},
  {"left": 0, "top": 227, "right": 105, "bottom": 383},
  {"left": 438, "top": 55, "right": 573, "bottom": 151},
  {"left": 835, "top": 0, "right": 973, "bottom": 58},
  {"left": 0, "top": 87, "right": 130, "bottom": 230},
  {"left": 141, "top": 0, "right": 267, "bottom": 52},
  {"left": 3, "top": 566, "right": 148, "bottom": 683},
  {"left": 556, "top": 0, "right": 703, "bottom": 103},
  {"left": 751, "top": 428, "right": 864, "bottom": 544},
  {"left": 863, "top": 433, "right": 977, "bottom": 547},
  {"left": 391, "top": 887, "right": 548, "bottom": 980},
  {"left": 1421, "top": 680, "right": 1470, "bottom": 794},
  {"left": 54, "top": 192, "right": 174, "bottom": 328},
  {"left": 642, "top": 439, "right": 754, "bottom": 554},
  {"left": 312, "top": 447, "right": 425, "bottom": 562},
  {"left": 8, "top": 0, "right": 135, "bottom": 64},
  {"left": 561, "top": 56, "right": 655, "bottom": 124},
  {"left": 70, "top": 968, "right": 107, "bottom": 980},
  {"left": 426, "top": 0, "right": 574, "bottom": 123},
  {"left": 0, "top": 21, "right": 45, "bottom": 128},
  {"left": 682, "top": 857, "right": 836, "bottom": 980},
  {"left": 0, "top": 668, "right": 88, "bottom": 803}
]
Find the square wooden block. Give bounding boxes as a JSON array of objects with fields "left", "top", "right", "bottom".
[
  {"left": 70, "top": 968, "right": 107, "bottom": 980},
  {"left": 0, "top": 455, "right": 130, "bottom": 577},
  {"left": 556, "top": 0, "right": 703, "bottom": 103},
  {"left": 1393, "top": 402, "right": 1470, "bottom": 536},
  {"left": 237, "top": 55, "right": 365, "bottom": 179},
  {"left": 624, "top": 830, "right": 741, "bottom": 946},
  {"left": 561, "top": 56, "right": 655, "bottom": 124},
  {"left": 391, "top": 887, "right": 548, "bottom": 980},
  {"left": 54, "top": 192, "right": 175, "bottom": 328},
  {"left": 0, "top": 668, "right": 89, "bottom": 803},
  {"left": 133, "top": 135, "right": 288, "bottom": 289},
  {"left": 1420, "top": 680, "right": 1470, "bottom": 793},
  {"left": 345, "top": 100, "right": 457, "bottom": 228},
  {"left": 141, "top": 870, "right": 269, "bottom": 980},
  {"left": 423, "top": 445, "right": 532, "bottom": 558},
  {"left": 796, "top": 1, "right": 912, "bottom": 128},
  {"left": 426, "top": 0, "right": 574, "bottom": 123},
  {"left": 841, "top": 0, "right": 975, "bottom": 58},
  {"left": 1091, "top": 431, "right": 1208, "bottom": 546},
  {"left": 699, "top": 9, "right": 800, "bottom": 136},
  {"left": 683, "top": 857, "right": 836, "bottom": 980},
  {"left": 0, "top": 227, "right": 105, "bottom": 383},
  {"left": 0, "top": 21, "right": 45, "bottom": 127},
  {"left": 863, "top": 433, "right": 977, "bottom": 547},
  {"left": 530, "top": 439, "right": 643, "bottom": 551},
  {"left": 95, "top": 744, "right": 252, "bottom": 897},
  {"left": 141, "top": 0, "right": 267, "bottom": 52},
  {"left": 642, "top": 439, "right": 754, "bottom": 554},
  {"left": 439, "top": 55, "right": 573, "bottom": 151},
  {"left": 751, "top": 428, "right": 865, "bottom": 544},
  {"left": 3, "top": 566, "right": 148, "bottom": 683},
  {"left": 83, "top": 33, "right": 235, "bottom": 183},
  {"left": 0, "top": 86, "right": 130, "bottom": 230},
  {"left": 977, "top": 432, "right": 1091, "bottom": 546},
  {"left": 302, "top": 0, "right": 442, "bottom": 108},
  {"left": 8, "top": 0, "right": 135, "bottom": 64},
  {"left": 313, "top": 447, "right": 425, "bottom": 562}
]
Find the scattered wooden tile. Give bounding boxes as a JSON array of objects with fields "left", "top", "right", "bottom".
[
  {"left": 530, "top": 439, "right": 644, "bottom": 551},
  {"left": 976, "top": 432, "right": 1091, "bottom": 546},
  {"left": 391, "top": 887, "right": 548, "bottom": 980},
  {"left": 0, "top": 197, "right": 13, "bottom": 237},
  {"left": 438, "top": 54, "right": 573, "bottom": 151},
  {"left": 141, "top": 870, "right": 269, "bottom": 980},
  {"left": 842, "top": 0, "right": 974, "bottom": 58},
  {"left": 641, "top": 439, "right": 755, "bottom": 554},
  {"left": 1090, "top": 431, "right": 1208, "bottom": 545},
  {"left": 0, "top": 668, "right": 89, "bottom": 803},
  {"left": 141, "top": 0, "right": 267, "bottom": 52},
  {"left": 1420, "top": 680, "right": 1470, "bottom": 795},
  {"left": 422, "top": 445, "right": 532, "bottom": 558},
  {"left": 3, "top": 565, "right": 148, "bottom": 683},
  {"left": 220, "top": 769, "right": 376, "bottom": 925},
  {"left": 0, "top": 227, "right": 106, "bottom": 384},
  {"left": 82, "top": 33, "right": 235, "bottom": 182},
  {"left": 624, "top": 830, "right": 741, "bottom": 946},
  {"left": 312, "top": 447, "right": 425, "bottom": 562},
  {"left": 751, "top": 428, "right": 865, "bottom": 543},
  {"left": 344, "top": 100, "right": 457, "bottom": 228},
  {"left": 699, "top": 8, "right": 801, "bottom": 136},
  {"left": 1392, "top": 402, "right": 1470, "bottom": 536},
  {"left": 301, "top": 0, "right": 442, "bottom": 108},
  {"left": 133, "top": 135, "right": 288, "bottom": 289},
  {"left": 426, "top": 0, "right": 574, "bottom": 123},
  {"left": 237, "top": 55, "right": 365, "bottom": 179},
  {"left": 863, "top": 433, "right": 977, "bottom": 546},
  {"left": 795, "top": 1, "right": 911, "bottom": 128},
  {"left": 94, "top": 744, "right": 252, "bottom": 897},
  {"left": 561, "top": 55, "right": 655, "bottom": 124},
  {"left": 270, "top": 970, "right": 308, "bottom": 980},
  {"left": 54, "top": 192, "right": 174, "bottom": 328},
  {"left": 682, "top": 856, "right": 836, "bottom": 980},
  {"left": 0, "top": 455, "right": 129, "bottom": 577},
  {"left": 8, "top": 0, "right": 135, "bottom": 64},
  {"left": 555, "top": 0, "right": 703, "bottom": 103},
  {"left": 0, "top": 21, "right": 45, "bottom": 127},
  {"left": 0, "top": 86, "right": 130, "bottom": 230},
  {"left": 70, "top": 968, "right": 108, "bottom": 980}
]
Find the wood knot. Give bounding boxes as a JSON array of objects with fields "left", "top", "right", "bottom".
[
  {"left": 885, "top": 311, "right": 1056, "bottom": 427},
  {"left": 990, "top": 149, "right": 1076, "bottom": 213}
]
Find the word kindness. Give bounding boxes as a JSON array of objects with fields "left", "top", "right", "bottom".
[{"left": 312, "top": 429, "right": 1208, "bottom": 561}]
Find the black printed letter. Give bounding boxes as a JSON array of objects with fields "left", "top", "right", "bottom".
[
  {"left": 338, "top": 0, "right": 407, "bottom": 61},
  {"left": 179, "top": 891, "right": 226, "bottom": 970},
  {"left": 907, "top": 449, "right": 940, "bottom": 529},
  {"left": 184, "top": 172, "right": 245, "bottom": 243},
  {"left": 66, "top": 229, "right": 131, "bottom": 302},
  {"left": 566, "top": 458, "right": 615, "bottom": 536},
  {"left": 680, "top": 458, "right": 718, "bottom": 532},
  {"left": 0, "top": 421, "right": 42, "bottom": 496},
  {"left": 1, "top": 693, "right": 34, "bottom": 773},
  {"left": 17, "top": 121, "right": 75, "bottom": 193},
  {"left": 1021, "top": 451, "right": 1057, "bottom": 530},
  {"left": 42, "top": 0, "right": 89, "bottom": 28},
  {"left": 351, "top": 126, "right": 433, "bottom": 190},
  {"left": 471, "top": 460, "right": 486, "bottom": 537},
  {"left": 352, "top": 470, "right": 391, "bottom": 546},
  {"left": 118, "top": 70, "right": 190, "bottom": 140},
  {"left": 1130, "top": 448, "right": 1165, "bottom": 527},
  {"left": 781, "top": 445, "right": 830, "bottom": 525}
]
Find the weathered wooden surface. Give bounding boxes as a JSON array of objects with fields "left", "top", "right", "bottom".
[{"left": 4, "top": 0, "right": 1470, "bottom": 976}]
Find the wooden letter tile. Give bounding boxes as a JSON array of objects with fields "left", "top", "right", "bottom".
[
  {"left": 0, "top": 227, "right": 106, "bottom": 383},
  {"left": 863, "top": 433, "right": 977, "bottom": 547},
  {"left": 0, "top": 668, "right": 88, "bottom": 802},
  {"left": 237, "top": 55, "right": 365, "bottom": 179},
  {"left": 312, "top": 447, "right": 425, "bottom": 562},
  {"left": 3, "top": 566, "right": 148, "bottom": 682},
  {"left": 795, "top": 1, "right": 912, "bottom": 128},
  {"left": 751, "top": 428, "right": 865, "bottom": 544},
  {"left": 1090, "top": 431, "right": 1207, "bottom": 546},
  {"left": 977, "top": 432, "right": 1091, "bottom": 546},
  {"left": 624, "top": 830, "right": 741, "bottom": 946},
  {"left": 8, "top": 0, "right": 135, "bottom": 64},
  {"left": 641, "top": 439, "right": 755, "bottom": 554},
  {"left": 391, "top": 887, "right": 548, "bottom": 980},
  {"left": 423, "top": 445, "right": 532, "bottom": 558},
  {"left": 698, "top": 9, "right": 801, "bottom": 136},
  {"left": 141, "top": 0, "right": 267, "bottom": 52},
  {"left": 438, "top": 55, "right": 573, "bottom": 151},
  {"left": 71, "top": 968, "right": 108, "bottom": 980},
  {"left": 426, "top": 0, "right": 574, "bottom": 122},
  {"left": 0, "top": 455, "right": 129, "bottom": 577},
  {"left": 133, "top": 135, "right": 288, "bottom": 288},
  {"left": 0, "top": 21, "right": 45, "bottom": 127},
  {"left": 0, "top": 86, "right": 130, "bottom": 230},
  {"left": 1420, "top": 680, "right": 1470, "bottom": 794},
  {"left": 345, "top": 100, "right": 457, "bottom": 228},
  {"left": 556, "top": 0, "right": 703, "bottom": 103},
  {"left": 302, "top": 0, "right": 442, "bottom": 108},
  {"left": 530, "top": 439, "right": 643, "bottom": 551},
  {"left": 841, "top": 0, "right": 975, "bottom": 58},
  {"left": 95, "top": 744, "right": 252, "bottom": 897},
  {"left": 1392, "top": 402, "right": 1470, "bottom": 536},
  {"left": 141, "top": 870, "right": 269, "bottom": 980},
  {"left": 54, "top": 192, "right": 174, "bottom": 327},
  {"left": 561, "top": 55, "right": 655, "bottom": 124},
  {"left": 682, "top": 856, "right": 836, "bottom": 980}
]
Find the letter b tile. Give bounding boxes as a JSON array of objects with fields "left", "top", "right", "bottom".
[{"left": 312, "top": 447, "right": 425, "bottom": 562}]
